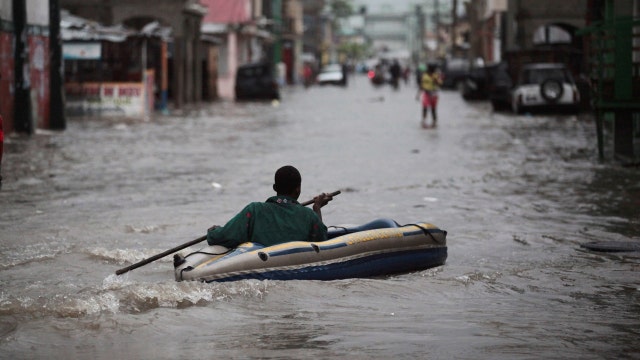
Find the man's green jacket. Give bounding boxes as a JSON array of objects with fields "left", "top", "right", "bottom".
[{"left": 207, "top": 195, "right": 327, "bottom": 248}]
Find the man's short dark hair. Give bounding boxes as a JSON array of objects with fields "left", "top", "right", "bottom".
[{"left": 274, "top": 165, "right": 301, "bottom": 194}]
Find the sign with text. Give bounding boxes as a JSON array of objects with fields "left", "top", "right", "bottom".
[
  {"left": 63, "top": 42, "right": 102, "bottom": 60},
  {"left": 65, "top": 82, "right": 151, "bottom": 117}
]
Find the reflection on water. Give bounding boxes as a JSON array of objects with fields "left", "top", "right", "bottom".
[{"left": 0, "top": 78, "right": 638, "bottom": 358}]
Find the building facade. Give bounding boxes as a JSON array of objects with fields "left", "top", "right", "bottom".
[{"left": 0, "top": 0, "right": 51, "bottom": 135}]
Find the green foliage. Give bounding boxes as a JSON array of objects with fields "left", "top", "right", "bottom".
[{"left": 337, "top": 42, "right": 369, "bottom": 60}]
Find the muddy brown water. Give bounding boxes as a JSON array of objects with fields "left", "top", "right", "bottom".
[{"left": 1, "top": 77, "right": 639, "bottom": 359}]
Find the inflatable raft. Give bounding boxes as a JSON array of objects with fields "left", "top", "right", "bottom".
[{"left": 173, "top": 219, "right": 447, "bottom": 282}]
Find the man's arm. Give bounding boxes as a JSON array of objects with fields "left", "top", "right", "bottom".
[
  {"left": 311, "top": 192, "right": 334, "bottom": 223},
  {"left": 207, "top": 204, "right": 254, "bottom": 247}
]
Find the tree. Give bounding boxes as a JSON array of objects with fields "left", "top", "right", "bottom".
[
  {"left": 337, "top": 42, "right": 369, "bottom": 61},
  {"left": 330, "top": 0, "right": 353, "bottom": 19}
]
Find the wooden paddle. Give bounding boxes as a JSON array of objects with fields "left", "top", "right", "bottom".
[{"left": 115, "top": 190, "right": 340, "bottom": 275}]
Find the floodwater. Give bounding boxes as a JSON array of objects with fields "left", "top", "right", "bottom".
[{"left": 1, "top": 75, "right": 639, "bottom": 359}]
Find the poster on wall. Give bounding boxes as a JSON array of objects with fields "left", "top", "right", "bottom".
[{"left": 63, "top": 43, "right": 102, "bottom": 60}]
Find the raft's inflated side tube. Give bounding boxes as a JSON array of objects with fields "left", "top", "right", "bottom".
[
  {"left": 174, "top": 219, "right": 447, "bottom": 282},
  {"left": 327, "top": 218, "right": 399, "bottom": 239},
  {"left": 581, "top": 241, "right": 640, "bottom": 253}
]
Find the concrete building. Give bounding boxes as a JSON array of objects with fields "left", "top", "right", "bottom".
[
  {"left": 200, "top": 0, "right": 303, "bottom": 98},
  {"left": 201, "top": 0, "right": 270, "bottom": 99},
  {"left": 301, "top": 0, "right": 325, "bottom": 67},
  {"left": 281, "top": 0, "right": 304, "bottom": 84},
  {"left": 502, "top": 0, "right": 587, "bottom": 52},
  {"left": 465, "top": 0, "right": 507, "bottom": 65},
  {"left": 466, "top": 0, "right": 588, "bottom": 69},
  {"left": 61, "top": 0, "right": 207, "bottom": 109}
]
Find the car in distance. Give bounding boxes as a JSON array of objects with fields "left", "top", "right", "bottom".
[
  {"left": 235, "top": 62, "right": 280, "bottom": 100},
  {"left": 511, "top": 63, "right": 579, "bottom": 114},
  {"left": 316, "top": 64, "right": 346, "bottom": 86}
]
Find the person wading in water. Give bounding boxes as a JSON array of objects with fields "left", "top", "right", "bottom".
[{"left": 416, "top": 64, "right": 443, "bottom": 129}]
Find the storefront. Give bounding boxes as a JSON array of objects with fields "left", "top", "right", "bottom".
[{"left": 62, "top": 11, "right": 167, "bottom": 117}]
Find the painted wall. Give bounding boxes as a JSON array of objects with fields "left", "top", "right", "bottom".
[
  {"left": 0, "top": 2, "right": 13, "bottom": 133},
  {"left": 0, "top": 0, "right": 51, "bottom": 135},
  {"left": 0, "top": 32, "right": 14, "bottom": 135}
]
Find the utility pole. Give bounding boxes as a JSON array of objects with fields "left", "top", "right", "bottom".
[
  {"left": 272, "top": 0, "right": 282, "bottom": 65},
  {"left": 13, "top": 0, "right": 33, "bottom": 134},
  {"left": 49, "top": 0, "right": 66, "bottom": 130},
  {"left": 434, "top": 0, "right": 440, "bottom": 58},
  {"left": 415, "top": 5, "right": 425, "bottom": 65},
  {"left": 451, "top": 0, "right": 458, "bottom": 56}
]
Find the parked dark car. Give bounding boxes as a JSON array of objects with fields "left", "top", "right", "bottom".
[
  {"left": 235, "top": 63, "right": 280, "bottom": 101},
  {"left": 461, "top": 62, "right": 512, "bottom": 111},
  {"left": 487, "top": 62, "right": 513, "bottom": 111},
  {"left": 441, "top": 57, "right": 470, "bottom": 90},
  {"left": 461, "top": 64, "right": 493, "bottom": 100}
]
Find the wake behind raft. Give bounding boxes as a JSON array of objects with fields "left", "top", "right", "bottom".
[{"left": 173, "top": 218, "right": 447, "bottom": 282}]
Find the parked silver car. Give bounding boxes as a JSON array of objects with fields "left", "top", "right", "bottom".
[
  {"left": 511, "top": 63, "right": 580, "bottom": 114},
  {"left": 316, "top": 64, "right": 346, "bottom": 86}
]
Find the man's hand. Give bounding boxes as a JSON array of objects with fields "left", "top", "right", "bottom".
[
  {"left": 312, "top": 192, "right": 333, "bottom": 223},
  {"left": 312, "top": 192, "right": 333, "bottom": 212}
]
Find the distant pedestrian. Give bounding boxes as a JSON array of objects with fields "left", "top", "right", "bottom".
[
  {"left": 303, "top": 62, "right": 313, "bottom": 88},
  {"left": 276, "top": 61, "right": 286, "bottom": 86},
  {"left": 389, "top": 59, "right": 401, "bottom": 89},
  {"left": 341, "top": 63, "right": 348, "bottom": 86},
  {"left": 402, "top": 65, "right": 410, "bottom": 85},
  {"left": 416, "top": 64, "right": 443, "bottom": 128}
]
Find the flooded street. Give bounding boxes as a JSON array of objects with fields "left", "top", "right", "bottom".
[{"left": 1, "top": 75, "right": 639, "bottom": 359}]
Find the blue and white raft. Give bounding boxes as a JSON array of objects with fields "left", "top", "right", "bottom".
[{"left": 173, "top": 219, "right": 447, "bottom": 282}]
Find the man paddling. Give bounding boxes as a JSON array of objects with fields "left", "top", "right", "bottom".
[{"left": 206, "top": 165, "right": 334, "bottom": 248}]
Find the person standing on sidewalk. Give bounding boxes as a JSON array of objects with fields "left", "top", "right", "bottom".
[{"left": 416, "top": 64, "right": 443, "bottom": 128}]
